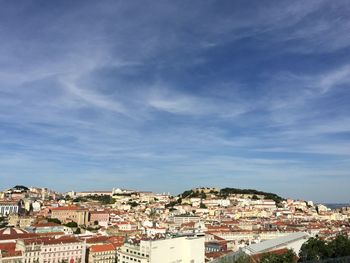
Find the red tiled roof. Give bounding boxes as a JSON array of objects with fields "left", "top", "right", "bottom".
[
  {"left": 0, "top": 242, "right": 16, "bottom": 251},
  {"left": 42, "top": 236, "right": 83, "bottom": 245},
  {"left": 90, "top": 243, "right": 115, "bottom": 253},
  {"left": 50, "top": 206, "right": 81, "bottom": 211},
  {"left": 0, "top": 227, "right": 37, "bottom": 241},
  {"left": 0, "top": 227, "right": 28, "bottom": 235},
  {"left": 86, "top": 236, "right": 110, "bottom": 244},
  {"left": 1, "top": 250, "right": 22, "bottom": 258}
]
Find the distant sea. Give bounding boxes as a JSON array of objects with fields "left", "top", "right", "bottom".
[{"left": 323, "top": 203, "right": 350, "bottom": 210}]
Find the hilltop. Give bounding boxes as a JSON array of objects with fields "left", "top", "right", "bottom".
[{"left": 178, "top": 187, "right": 284, "bottom": 203}]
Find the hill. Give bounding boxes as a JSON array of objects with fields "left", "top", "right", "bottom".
[{"left": 179, "top": 187, "right": 284, "bottom": 203}]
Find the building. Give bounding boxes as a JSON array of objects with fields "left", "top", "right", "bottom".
[
  {"left": 89, "top": 212, "right": 110, "bottom": 227},
  {"left": 88, "top": 244, "right": 116, "bottom": 263},
  {"left": 0, "top": 242, "right": 23, "bottom": 263},
  {"left": 173, "top": 215, "right": 201, "bottom": 227},
  {"left": 0, "top": 227, "right": 37, "bottom": 242},
  {"left": 117, "top": 236, "right": 205, "bottom": 263},
  {"left": 25, "top": 222, "right": 72, "bottom": 235},
  {"left": 16, "top": 236, "right": 86, "bottom": 263},
  {"left": 50, "top": 206, "right": 89, "bottom": 226},
  {"left": 75, "top": 191, "right": 113, "bottom": 197},
  {"left": 0, "top": 201, "right": 19, "bottom": 216},
  {"left": 8, "top": 215, "right": 35, "bottom": 229},
  {"left": 242, "top": 232, "right": 310, "bottom": 256}
]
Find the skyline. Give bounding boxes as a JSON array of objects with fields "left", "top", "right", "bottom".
[{"left": 1, "top": 0, "right": 350, "bottom": 203}]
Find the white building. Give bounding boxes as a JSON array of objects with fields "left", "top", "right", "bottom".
[
  {"left": 32, "top": 201, "right": 41, "bottom": 212},
  {"left": 144, "top": 227, "right": 166, "bottom": 237},
  {"left": 0, "top": 201, "right": 19, "bottom": 216},
  {"left": 117, "top": 236, "right": 205, "bottom": 263},
  {"left": 16, "top": 236, "right": 86, "bottom": 263}
]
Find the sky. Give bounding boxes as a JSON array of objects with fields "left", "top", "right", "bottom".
[{"left": 0, "top": 0, "right": 350, "bottom": 203}]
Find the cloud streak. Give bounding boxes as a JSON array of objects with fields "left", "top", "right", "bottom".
[{"left": 0, "top": 0, "right": 349, "bottom": 202}]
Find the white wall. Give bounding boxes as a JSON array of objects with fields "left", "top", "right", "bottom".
[{"left": 144, "top": 236, "right": 205, "bottom": 263}]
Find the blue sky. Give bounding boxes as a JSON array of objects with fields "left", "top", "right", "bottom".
[{"left": 0, "top": 0, "right": 350, "bottom": 202}]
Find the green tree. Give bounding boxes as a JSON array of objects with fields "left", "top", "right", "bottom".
[
  {"left": 64, "top": 221, "right": 78, "bottom": 228},
  {"left": 128, "top": 201, "right": 139, "bottom": 207},
  {"left": 299, "top": 237, "right": 330, "bottom": 261},
  {"left": 328, "top": 235, "right": 350, "bottom": 258},
  {"left": 233, "top": 254, "right": 252, "bottom": 263},
  {"left": 252, "top": 195, "right": 259, "bottom": 200},
  {"left": 260, "top": 249, "right": 295, "bottom": 263},
  {"left": 199, "top": 203, "right": 207, "bottom": 209},
  {"left": 47, "top": 218, "right": 61, "bottom": 224}
]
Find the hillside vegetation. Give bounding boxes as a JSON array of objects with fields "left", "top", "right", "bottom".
[{"left": 179, "top": 187, "right": 284, "bottom": 203}]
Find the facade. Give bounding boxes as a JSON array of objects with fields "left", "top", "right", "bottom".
[
  {"left": 88, "top": 244, "right": 116, "bottom": 263},
  {"left": 50, "top": 207, "right": 89, "bottom": 226},
  {"left": 117, "top": 236, "right": 205, "bottom": 263},
  {"left": 41, "top": 237, "right": 86, "bottom": 263},
  {"left": 17, "top": 238, "right": 42, "bottom": 263},
  {"left": 89, "top": 212, "right": 109, "bottom": 227},
  {"left": 173, "top": 215, "right": 200, "bottom": 227},
  {"left": 16, "top": 236, "right": 86, "bottom": 263},
  {"left": 0, "top": 201, "right": 19, "bottom": 216},
  {"left": 8, "top": 216, "right": 35, "bottom": 229}
]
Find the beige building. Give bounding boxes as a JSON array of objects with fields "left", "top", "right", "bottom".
[
  {"left": 50, "top": 206, "right": 89, "bottom": 225},
  {"left": 8, "top": 215, "right": 35, "bottom": 229}
]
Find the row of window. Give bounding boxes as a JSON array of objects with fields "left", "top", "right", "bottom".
[
  {"left": 44, "top": 246, "right": 83, "bottom": 252},
  {"left": 120, "top": 255, "right": 142, "bottom": 262},
  {"left": 43, "top": 251, "right": 81, "bottom": 257},
  {"left": 125, "top": 249, "right": 146, "bottom": 257}
]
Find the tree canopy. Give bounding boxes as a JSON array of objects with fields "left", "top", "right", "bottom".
[
  {"left": 259, "top": 249, "right": 296, "bottom": 263},
  {"left": 299, "top": 235, "right": 350, "bottom": 261},
  {"left": 47, "top": 218, "right": 61, "bottom": 224}
]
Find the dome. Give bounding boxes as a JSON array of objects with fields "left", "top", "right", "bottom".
[{"left": 0, "top": 226, "right": 28, "bottom": 235}]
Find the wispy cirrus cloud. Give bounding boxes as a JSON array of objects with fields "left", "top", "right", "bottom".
[{"left": 0, "top": 0, "right": 350, "bottom": 202}]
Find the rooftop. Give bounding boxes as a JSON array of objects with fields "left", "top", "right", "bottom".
[{"left": 244, "top": 232, "right": 310, "bottom": 254}]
